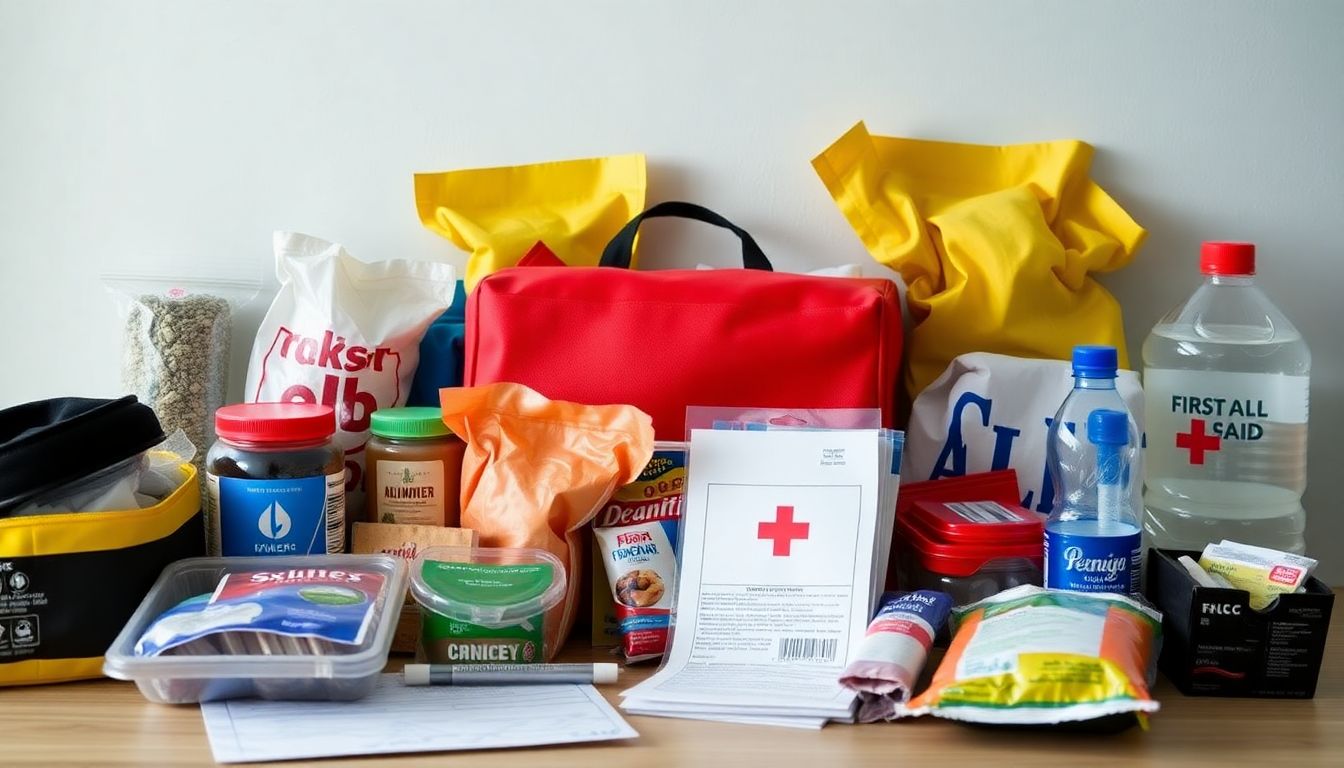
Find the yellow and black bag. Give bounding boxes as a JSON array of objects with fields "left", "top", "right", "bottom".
[{"left": 0, "top": 397, "right": 203, "bottom": 686}]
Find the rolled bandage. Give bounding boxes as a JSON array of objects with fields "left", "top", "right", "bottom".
[
  {"left": 1198, "top": 540, "right": 1318, "bottom": 610},
  {"left": 839, "top": 590, "right": 952, "bottom": 723}
]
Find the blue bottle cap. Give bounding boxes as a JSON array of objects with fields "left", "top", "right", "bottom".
[
  {"left": 1072, "top": 345, "right": 1118, "bottom": 378},
  {"left": 1087, "top": 409, "right": 1129, "bottom": 446}
]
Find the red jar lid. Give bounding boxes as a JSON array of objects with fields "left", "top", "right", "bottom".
[
  {"left": 899, "top": 501, "right": 1045, "bottom": 577},
  {"left": 214, "top": 403, "right": 336, "bottom": 444}
]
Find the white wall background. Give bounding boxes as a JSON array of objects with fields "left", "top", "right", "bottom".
[{"left": 2, "top": 1, "right": 1341, "bottom": 579}]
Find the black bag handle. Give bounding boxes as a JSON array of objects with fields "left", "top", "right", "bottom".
[{"left": 599, "top": 201, "right": 773, "bottom": 271}]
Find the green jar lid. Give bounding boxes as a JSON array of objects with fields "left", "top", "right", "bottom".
[{"left": 370, "top": 407, "right": 453, "bottom": 439}]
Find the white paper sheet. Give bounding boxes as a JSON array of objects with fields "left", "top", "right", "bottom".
[
  {"left": 201, "top": 676, "right": 637, "bottom": 763},
  {"left": 623, "top": 428, "right": 888, "bottom": 723}
]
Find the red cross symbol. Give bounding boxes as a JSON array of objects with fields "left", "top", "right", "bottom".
[
  {"left": 1176, "top": 419, "right": 1221, "bottom": 465},
  {"left": 758, "top": 506, "right": 810, "bottom": 557}
]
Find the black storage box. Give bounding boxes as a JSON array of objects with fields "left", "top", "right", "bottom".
[{"left": 1146, "top": 548, "right": 1333, "bottom": 698}]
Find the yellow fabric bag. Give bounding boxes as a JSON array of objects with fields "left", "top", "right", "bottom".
[
  {"left": 813, "top": 121, "right": 1145, "bottom": 404},
  {"left": 415, "top": 154, "right": 646, "bottom": 292}
]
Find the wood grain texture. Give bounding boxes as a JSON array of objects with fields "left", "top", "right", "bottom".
[{"left": 3, "top": 600, "right": 1340, "bottom": 768}]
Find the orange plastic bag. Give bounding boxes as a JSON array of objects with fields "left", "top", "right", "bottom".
[{"left": 440, "top": 384, "right": 654, "bottom": 657}]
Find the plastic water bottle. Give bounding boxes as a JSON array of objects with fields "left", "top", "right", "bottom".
[
  {"left": 1043, "top": 347, "right": 1142, "bottom": 596},
  {"left": 1142, "top": 242, "right": 1310, "bottom": 554},
  {"left": 1045, "top": 409, "right": 1141, "bottom": 596}
]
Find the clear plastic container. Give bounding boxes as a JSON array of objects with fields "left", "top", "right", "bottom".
[
  {"left": 410, "top": 546, "right": 566, "bottom": 664},
  {"left": 896, "top": 500, "right": 1045, "bottom": 605},
  {"left": 104, "top": 554, "right": 406, "bottom": 703},
  {"left": 1142, "top": 242, "right": 1310, "bottom": 554}
]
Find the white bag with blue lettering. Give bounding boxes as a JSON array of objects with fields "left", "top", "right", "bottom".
[{"left": 903, "top": 352, "right": 1143, "bottom": 514}]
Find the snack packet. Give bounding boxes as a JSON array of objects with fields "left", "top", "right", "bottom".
[
  {"left": 135, "top": 567, "right": 388, "bottom": 657},
  {"left": 1198, "top": 540, "right": 1318, "bottom": 610},
  {"left": 440, "top": 383, "right": 654, "bottom": 660},
  {"left": 593, "top": 442, "right": 686, "bottom": 661},
  {"left": 415, "top": 154, "right": 646, "bottom": 292},
  {"left": 902, "top": 585, "right": 1161, "bottom": 727}
]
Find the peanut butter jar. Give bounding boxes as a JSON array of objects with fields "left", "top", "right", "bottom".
[{"left": 365, "top": 407, "right": 464, "bottom": 527}]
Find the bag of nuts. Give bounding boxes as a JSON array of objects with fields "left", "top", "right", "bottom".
[{"left": 106, "top": 275, "right": 260, "bottom": 480}]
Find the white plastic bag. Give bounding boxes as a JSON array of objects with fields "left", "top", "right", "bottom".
[
  {"left": 244, "top": 232, "right": 456, "bottom": 515},
  {"left": 903, "top": 352, "right": 1143, "bottom": 514}
]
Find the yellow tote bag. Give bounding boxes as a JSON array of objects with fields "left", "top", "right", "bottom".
[
  {"left": 813, "top": 121, "right": 1145, "bottom": 404},
  {"left": 415, "top": 154, "right": 646, "bottom": 292}
]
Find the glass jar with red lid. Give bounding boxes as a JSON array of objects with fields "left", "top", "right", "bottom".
[
  {"left": 206, "top": 403, "right": 345, "bottom": 557},
  {"left": 895, "top": 499, "right": 1045, "bottom": 604}
]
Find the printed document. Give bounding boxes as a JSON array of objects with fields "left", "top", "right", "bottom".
[
  {"left": 201, "top": 676, "right": 636, "bottom": 763},
  {"left": 622, "top": 428, "right": 891, "bottom": 725}
]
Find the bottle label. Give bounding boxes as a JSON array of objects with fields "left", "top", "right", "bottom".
[
  {"left": 373, "top": 459, "right": 445, "bottom": 526},
  {"left": 1144, "top": 369, "right": 1309, "bottom": 472},
  {"left": 209, "top": 472, "right": 347, "bottom": 557},
  {"left": 1044, "top": 530, "right": 1140, "bottom": 595}
]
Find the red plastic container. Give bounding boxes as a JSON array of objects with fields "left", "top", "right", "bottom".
[{"left": 896, "top": 500, "right": 1045, "bottom": 604}]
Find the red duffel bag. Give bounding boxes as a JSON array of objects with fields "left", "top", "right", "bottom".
[{"left": 463, "top": 202, "right": 902, "bottom": 439}]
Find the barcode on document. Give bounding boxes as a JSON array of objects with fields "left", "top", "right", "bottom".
[
  {"left": 946, "top": 501, "right": 1023, "bottom": 523},
  {"left": 776, "top": 637, "right": 838, "bottom": 663}
]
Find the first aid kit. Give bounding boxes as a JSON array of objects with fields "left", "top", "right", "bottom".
[{"left": 464, "top": 202, "right": 903, "bottom": 440}]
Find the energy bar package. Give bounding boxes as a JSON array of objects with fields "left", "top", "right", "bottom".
[
  {"left": 901, "top": 585, "right": 1161, "bottom": 727},
  {"left": 1198, "top": 540, "right": 1318, "bottom": 610},
  {"left": 593, "top": 443, "right": 686, "bottom": 662}
]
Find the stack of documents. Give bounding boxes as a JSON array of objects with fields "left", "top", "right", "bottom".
[{"left": 621, "top": 426, "right": 902, "bottom": 728}]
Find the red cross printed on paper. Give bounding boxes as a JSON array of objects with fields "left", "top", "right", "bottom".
[
  {"left": 1176, "top": 418, "right": 1222, "bottom": 465},
  {"left": 758, "top": 505, "right": 810, "bottom": 557}
]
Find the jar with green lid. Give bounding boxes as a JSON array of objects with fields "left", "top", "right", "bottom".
[{"left": 364, "top": 407, "right": 464, "bottom": 527}]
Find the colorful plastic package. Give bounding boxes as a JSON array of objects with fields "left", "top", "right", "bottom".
[
  {"left": 902, "top": 585, "right": 1161, "bottom": 727},
  {"left": 440, "top": 383, "right": 654, "bottom": 659},
  {"left": 593, "top": 442, "right": 687, "bottom": 661}
]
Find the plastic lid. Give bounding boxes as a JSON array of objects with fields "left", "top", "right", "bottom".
[
  {"left": 1071, "top": 345, "right": 1118, "bottom": 378},
  {"left": 898, "top": 512, "right": 1045, "bottom": 577},
  {"left": 370, "top": 407, "right": 453, "bottom": 439},
  {"left": 1201, "top": 241, "right": 1255, "bottom": 276},
  {"left": 214, "top": 403, "right": 336, "bottom": 443},
  {"left": 1088, "top": 409, "right": 1130, "bottom": 446},
  {"left": 409, "top": 546, "right": 567, "bottom": 628},
  {"left": 908, "top": 500, "right": 1045, "bottom": 545}
]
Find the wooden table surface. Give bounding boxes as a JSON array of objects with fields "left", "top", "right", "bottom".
[{"left": 4, "top": 605, "right": 1341, "bottom": 768}]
